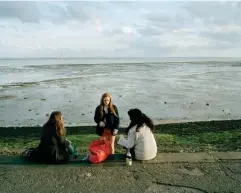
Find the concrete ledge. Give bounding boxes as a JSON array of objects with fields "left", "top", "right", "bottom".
[
  {"left": 141, "top": 152, "right": 216, "bottom": 163},
  {"left": 0, "top": 155, "right": 26, "bottom": 165},
  {"left": 209, "top": 152, "right": 241, "bottom": 160},
  {"left": 0, "top": 152, "right": 241, "bottom": 165}
]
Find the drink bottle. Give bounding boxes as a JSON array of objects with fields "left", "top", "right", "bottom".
[{"left": 126, "top": 151, "right": 132, "bottom": 166}]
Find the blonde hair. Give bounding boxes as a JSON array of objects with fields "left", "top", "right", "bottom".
[
  {"left": 44, "top": 111, "right": 66, "bottom": 136},
  {"left": 99, "top": 93, "right": 117, "bottom": 117}
]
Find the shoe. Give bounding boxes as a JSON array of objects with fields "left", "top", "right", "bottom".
[{"left": 80, "top": 153, "right": 89, "bottom": 162}]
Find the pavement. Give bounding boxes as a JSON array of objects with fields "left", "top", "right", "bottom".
[
  {"left": 0, "top": 152, "right": 241, "bottom": 193},
  {"left": 141, "top": 151, "right": 241, "bottom": 163},
  {"left": 1, "top": 151, "right": 241, "bottom": 165}
]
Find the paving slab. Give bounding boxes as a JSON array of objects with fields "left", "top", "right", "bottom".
[
  {"left": 1, "top": 160, "right": 241, "bottom": 193},
  {"left": 140, "top": 152, "right": 216, "bottom": 163},
  {"left": 209, "top": 151, "right": 241, "bottom": 160},
  {"left": 1, "top": 152, "right": 241, "bottom": 165}
]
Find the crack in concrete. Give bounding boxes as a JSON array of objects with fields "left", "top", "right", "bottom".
[
  {"left": 219, "top": 164, "right": 240, "bottom": 182},
  {"left": 225, "top": 166, "right": 241, "bottom": 175},
  {"left": 153, "top": 181, "right": 209, "bottom": 193}
]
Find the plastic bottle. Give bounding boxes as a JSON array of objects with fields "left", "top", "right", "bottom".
[{"left": 126, "top": 151, "right": 132, "bottom": 166}]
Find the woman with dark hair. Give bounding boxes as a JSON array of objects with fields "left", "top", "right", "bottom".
[
  {"left": 25, "top": 111, "right": 77, "bottom": 164},
  {"left": 117, "top": 108, "right": 157, "bottom": 161},
  {"left": 94, "top": 93, "right": 119, "bottom": 154}
]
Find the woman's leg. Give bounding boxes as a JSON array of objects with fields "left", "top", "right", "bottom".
[
  {"left": 101, "top": 128, "right": 115, "bottom": 154},
  {"left": 125, "top": 147, "right": 135, "bottom": 159},
  {"left": 100, "top": 128, "right": 109, "bottom": 141},
  {"left": 110, "top": 135, "right": 116, "bottom": 154},
  {"left": 130, "top": 147, "right": 135, "bottom": 159}
]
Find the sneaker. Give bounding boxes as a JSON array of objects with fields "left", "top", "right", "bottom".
[{"left": 80, "top": 153, "right": 89, "bottom": 162}]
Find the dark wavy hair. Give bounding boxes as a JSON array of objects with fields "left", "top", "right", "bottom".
[{"left": 125, "top": 108, "right": 154, "bottom": 134}]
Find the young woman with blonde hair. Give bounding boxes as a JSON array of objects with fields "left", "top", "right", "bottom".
[
  {"left": 26, "top": 111, "right": 77, "bottom": 163},
  {"left": 94, "top": 93, "right": 120, "bottom": 154}
]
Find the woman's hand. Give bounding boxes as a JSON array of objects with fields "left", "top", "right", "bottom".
[
  {"left": 66, "top": 139, "right": 72, "bottom": 144},
  {"left": 99, "top": 121, "right": 105, "bottom": 127},
  {"left": 113, "top": 129, "right": 118, "bottom": 135}
]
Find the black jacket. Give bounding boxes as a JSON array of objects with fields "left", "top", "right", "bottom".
[
  {"left": 94, "top": 105, "right": 119, "bottom": 136},
  {"left": 30, "top": 126, "right": 70, "bottom": 164}
]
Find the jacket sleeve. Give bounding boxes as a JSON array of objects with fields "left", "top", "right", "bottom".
[
  {"left": 114, "top": 105, "right": 120, "bottom": 130},
  {"left": 94, "top": 106, "right": 101, "bottom": 124},
  {"left": 117, "top": 128, "right": 135, "bottom": 148},
  {"left": 56, "top": 136, "right": 70, "bottom": 148}
]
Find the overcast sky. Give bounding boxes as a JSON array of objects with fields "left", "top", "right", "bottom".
[{"left": 0, "top": 1, "right": 241, "bottom": 58}]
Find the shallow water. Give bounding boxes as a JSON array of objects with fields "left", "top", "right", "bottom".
[{"left": 0, "top": 58, "right": 241, "bottom": 127}]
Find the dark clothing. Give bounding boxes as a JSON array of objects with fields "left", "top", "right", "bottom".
[
  {"left": 94, "top": 105, "right": 119, "bottom": 136},
  {"left": 130, "top": 147, "right": 135, "bottom": 159},
  {"left": 124, "top": 147, "right": 136, "bottom": 160},
  {"left": 29, "top": 126, "right": 70, "bottom": 164}
]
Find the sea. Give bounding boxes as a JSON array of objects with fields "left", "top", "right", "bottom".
[{"left": 0, "top": 57, "right": 241, "bottom": 127}]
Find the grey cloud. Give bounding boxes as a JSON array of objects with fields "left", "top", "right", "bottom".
[
  {"left": 143, "top": 2, "right": 241, "bottom": 34},
  {"left": 47, "top": 4, "right": 68, "bottom": 20},
  {"left": 65, "top": 1, "right": 109, "bottom": 21},
  {"left": 103, "top": 29, "right": 123, "bottom": 36},
  {"left": 0, "top": 1, "right": 40, "bottom": 23},
  {"left": 0, "top": 1, "right": 91, "bottom": 24},
  {"left": 187, "top": 42, "right": 236, "bottom": 51},
  {"left": 109, "top": 1, "right": 156, "bottom": 10},
  {"left": 66, "top": 5, "right": 89, "bottom": 22},
  {"left": 103, "top": 26, "right": 164, "bottom": 38},
  {"left": 127, "top": 37, "right": 175, "bottom": 56},
  {"left": 199, "top": 31, "right": 241, "bottom": 45},
  {"left": 137, "top": 26, "right": 164, "bottom": 37},
  {"left": 140, "top": 13, "right": 197, "bottom": 39},
  {"left": 237, "top": 1, "right": 241, "bottom": 8},
  {"left": 197, "top": 31, "right": 241, "bottom": 51},
  {"left": 40, "top": 3, "right": 90, "bottom": 24},
  {"left": 145, "top": 14, "right": 171, "bottom": 23},
  {"left": 184, "top": 1, "right": 241, "bottom": 25},
  {"left": 109, "top": 1, "right": 139, "bottom": 8},
  {"left": 145, "top": 13, "right": 194, "bottom": 31}
]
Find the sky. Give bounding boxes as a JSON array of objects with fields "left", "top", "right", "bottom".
[{"left": 0, "top": 1, "right": 241, "bottom": 58}]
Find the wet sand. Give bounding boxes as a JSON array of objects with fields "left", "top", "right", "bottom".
[{"left": 1, "top": 61, "right": 241, "bottom": 127}]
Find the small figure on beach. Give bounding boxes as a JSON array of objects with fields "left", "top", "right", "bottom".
[
  {"left": 94, "top": 93, "right": 120, "bottom": 154},
  {"left": 23, "top": 111, "right": 78, "bottom": 163},
  {"left": 118, "top": 108, "right": 157, "bottom": 161}
]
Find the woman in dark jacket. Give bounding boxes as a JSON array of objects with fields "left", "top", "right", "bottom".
[
  {"left": 28, "top": 111, "right": 77, "bottom": 164},
  {"left": 94, "top": 93, "right": 119, "bottom": 154}
]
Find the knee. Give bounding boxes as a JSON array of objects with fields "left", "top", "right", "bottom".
[
  {"left": 111, "top": 137, "right": 115, "bottom": 144},
  {"left": 111, "top": 141, "right": 115, "bottom": 147}
]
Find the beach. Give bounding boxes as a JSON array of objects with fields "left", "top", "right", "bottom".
[{"left": 0, "top": 57, "right": 241, "bottom": 127}]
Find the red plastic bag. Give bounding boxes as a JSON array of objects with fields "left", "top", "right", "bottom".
[{"left": 88, "top": 138, "right": 111, "bottom": 164}]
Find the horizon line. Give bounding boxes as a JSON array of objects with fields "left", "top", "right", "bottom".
[{"left": 1, "top": 56, "right": 241, "bottom": 60}]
